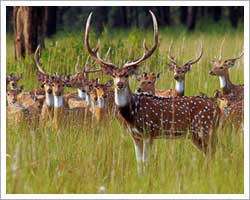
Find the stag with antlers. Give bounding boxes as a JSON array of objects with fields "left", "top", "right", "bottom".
[{"left": 85, "top": 11, "right": 221, "bottom": 175}]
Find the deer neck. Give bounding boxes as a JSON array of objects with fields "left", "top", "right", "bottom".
[
  {"left": 219, "top": 73, "right": 234, "bottom": 94},
  {"left": 175, "top": 80, "right": 184, "bottom": 96},
  {"left": 115, "top": 85, "right": 132, "bottom": 108},
  {"left": 45, "top": 93, "right": 54, "bottom": 106},
  {"left": 115, "top": 85, "right": 135, "bottom": 124},
  {"left": 85, "top": 94, "right": 91, "bottom": 106},
  {"left": 54, "top": 95, "right": 63, "bottom": 108},
  {"left": 77, "top": 89, "right": 86, "bottom": 100}
]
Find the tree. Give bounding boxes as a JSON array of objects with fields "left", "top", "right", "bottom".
[
  {"left": 186, "top": 7, "right": 197, "bottom": 31},
  {"left": 13, "top": 6, "right": 46, "bottom": 59},
  {"left": 45, "top": 7, "right": 57, "bottom": 37}
]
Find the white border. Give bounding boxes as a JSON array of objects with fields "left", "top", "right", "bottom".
[{"left": 1, "top": 1, "right": 249, "bottom": 199}]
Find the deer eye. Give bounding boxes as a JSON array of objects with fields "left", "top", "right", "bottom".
[
  {"left": 148, "top": 81, "right": 152, "bottom": 84},
  {"left": 52, "top": 83, "right": 55, "bottom": 87},
  {"left": 220, "top": 66, "right": 223, "bottom": 69},
  {"left": 125, "top": 74, "right": 129, "bottom": 78}
]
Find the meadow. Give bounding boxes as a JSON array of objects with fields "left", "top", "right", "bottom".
[{"left": 6, "top": 22, "right": 244, "bottom": 194}]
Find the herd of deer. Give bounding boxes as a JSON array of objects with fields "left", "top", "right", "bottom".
[{"left": 6, "top": 11, "right": 244, "bottom": 175}]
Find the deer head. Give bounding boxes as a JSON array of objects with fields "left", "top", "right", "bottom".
[
  {"left": 209, "top": 52, "right": 244, "bottom": 76},
  {"left": 34, "top": 45, "right": 53, "bottom": 96},
  {"left": 85, "top": 10, "right": 158, "bottom": 107},
  {"left": 7, "top": 73, "right": 24, "bottom": 90},
  {"left": 7, "top": 86, "right": 24, "bottom": 105},
  {"left": 136, "top": 72, "right": 161, "bottom": 94},
  {"left": 167, "top": 42, "right": 203, "bottom": 81}
]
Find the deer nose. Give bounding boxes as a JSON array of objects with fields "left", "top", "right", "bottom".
[
  {"left": 47, "top": 88, "right": 52, "bottom": 94},
  {"left": 174, "top": 75, "right": 179, "bottom": 80},
  {"left": 209, "top": 70, "right": 215, "bottom": 75},
  {"left": 136, "top": 88, "right": 142, "bottom": 93},
  {"left": 94, "top": 97, "right": 98, "bottom": 101},
  {"left": 117, "top": 82, "right": 124, "bottom": 89}
]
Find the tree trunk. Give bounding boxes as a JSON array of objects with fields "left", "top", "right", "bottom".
[
  {"left": 229, "top": 7, "right": 240, "bottom": 28},
  {"left": 13, "top": 6, "right": 46, "bottom": 60},
  {"left": 45, "top": 7, "right": 57, "bottom": 37},
  {"left": 213, "top": 7, "right": 222, "bottom": 22},
  {"left": 180, "top": 7, "right": 188, "bottom": 25},
  {"left": 187, "top": 7, "right": 197, "bottom": 31}
]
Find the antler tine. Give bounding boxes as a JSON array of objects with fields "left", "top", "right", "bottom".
[
  {"left": 218, "top": 37, "right": 225, "bottom": 61},
  {"left": 85, "top": 12, "right": 117, "bottom": 69},
  {"left": 123, "top": 10, "right": 158, "bottom": 68},
  {"left": 75, "top": 55, "right": 81, "bottom": 73},
  {"left": 233, "top": 51, "right": 244, "bottom": 60},
  {"left": 168, "top": 40, "right": 177, "bottom": 64},
  {"left": 185, "top": 41, "right": 203, "bottom": 65},
  {"left": 34, "top": 45, "right": 46, "bottom": 74}
]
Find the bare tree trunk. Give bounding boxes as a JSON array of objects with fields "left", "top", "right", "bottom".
[
  {"left": 213, "top": 7, "right": 222, "bottom": 22},
  {"left": 187, "top": 6, "right": 197, "bottom": 31},
  {"left": 229, "top": 7, "right": 240, "bottom": 28},
  {"left": 13, "top": 6, "right": 46, "bottom": 60},
  {"left": 45, "top": 7, "right": 57, "bottom": 37},
  {"left": 180, "top": 7, "right": 188, "bottom": 25}
]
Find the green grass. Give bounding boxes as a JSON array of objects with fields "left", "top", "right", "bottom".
[{"left": 6, "top": 24, "right": 244, "bottom": 194}]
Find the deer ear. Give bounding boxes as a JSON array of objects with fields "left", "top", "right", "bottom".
[
  {"left": 183, "top": 64, "right": 192, "bottom": 72},
  {"left": 168, "top": 63, "right": 176, "bottom": 72},
  {"left": 127, "top": 65, "right": 138, "bottom": 76},
  {"left": 17, "top": 73, "right": 24, "bottom": 80},
  {"left": 214, "top": 90, "right": 223, "bottom": 99},
  {"left": 224, "top": 59, "right": 236, "bottom": 68},
  {"left": 105, "top": 79, "right": 114, "bottom": 87},
  {"left": 156, "top": 72, "right": 161, "bottom": 79},
  {"left": 136, "top": 74, "right": 142, "bottom": 81},
  {"left": 18, "top": 85, "right": 24, "bottom": 93}
]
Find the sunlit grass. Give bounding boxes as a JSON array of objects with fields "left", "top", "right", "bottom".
[{"left": 6, "top": 24, "right": 244, "bottom": 194}]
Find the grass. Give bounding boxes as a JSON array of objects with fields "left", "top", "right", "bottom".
[{"left": 6, "top": 23, "right": 244, "bottom": 194}]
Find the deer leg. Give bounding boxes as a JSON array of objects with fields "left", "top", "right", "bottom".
[
  {"left": 132, "top": 137, "right": 143, "bottom": 176},
  {"left": 142, "top": 136, "right": 152, "bottom": 172}
]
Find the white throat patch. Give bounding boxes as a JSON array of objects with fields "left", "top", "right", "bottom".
[
  {"left": 86, "top": 94, "right": 91, "bottom": 106},
  {"left": 54, "top": 96, "right": 63, "bottom": 108},
  {"left": 77, "top": 89, "right": 86, "bottom": 100},
  {"left": 219, "top": 76, "right": 226, "bottom": 88},
  {"left": 115, "top": 87, "right": 130, "bottom": 107},
  {"left": 46, "top": 93, "right": 54, "bottom": 106},
  {"left": 175, "top": 80, "right": 184, "bottom": 93},
  {"left": 97, "top": 97, "right": 105, "bottom": 108}
]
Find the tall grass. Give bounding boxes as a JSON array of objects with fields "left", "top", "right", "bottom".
[{"left": 6, "top": 24, "right": 244, "bottom": 194}]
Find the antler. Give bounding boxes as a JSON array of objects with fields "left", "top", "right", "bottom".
[
  {"left": 85, "top": 12, "right": 117, "bottom": 69},
  {"left": 218, "top": 37, "right": 225, "bottom": 61},
  {"left": 232, "top": 51, "right": 244, "bottom": 60},
  {"left": 34, "top": 45, "right": 47, "bottom": 74},
  {"left": 123, "top": 10, "right": 158, "bottom": 68},
  {"left": 168, "top": 40, "right": 177, "bottom": 65},
  {"left": 184, "top": 41, "right": 203, "bottom": 65}
]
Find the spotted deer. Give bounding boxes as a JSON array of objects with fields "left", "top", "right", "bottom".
[
  {"left": 66, "top": 57, "right": 102, "bottom": 109},
  {"left": 88, "top": 79, "right": 114, "bottom": 121},
  {"left": 7, "top": 86, "right": 40, "bottom": 126},
  {"left": 136, "top": 43, "right": 202, "bottom": 97},
  {"left": 214, "top": 90, "right": 243, "bottom": 129},
  {"left": 209, "top": 51, "right": 244, "bottom": 99},
  {"left": 34, "top": 46, "right": 55, "bottom": 124},
  {"left": 85, "top": 11, "right": 221, "bottom": 175},
  {"left": 7, "top": 73, "right": 23, "bottom": 90}
]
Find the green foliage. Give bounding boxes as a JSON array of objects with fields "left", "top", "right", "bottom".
[{"left": 6, "top": 24, "right": 244, "bottom": 194}]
